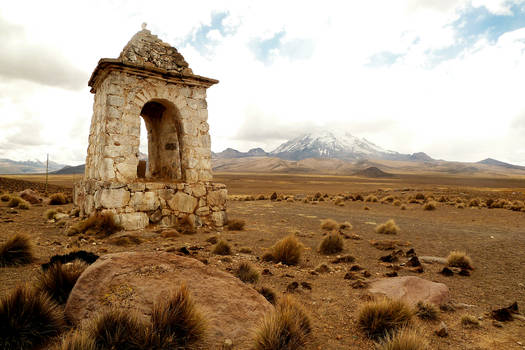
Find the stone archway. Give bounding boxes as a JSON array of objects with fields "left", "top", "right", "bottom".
[{"left": 139, "top": 99, "right": 184, "bottom": 181}]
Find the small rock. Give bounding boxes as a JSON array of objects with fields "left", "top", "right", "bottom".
[
  {"left": 286, "top": 281, "right": 299, "bottom": 293},
  {"left": 223, "top": 339, "right": 233, "bottom": 349},
  {"left": 406, "top": 256, "right": 421, "bottom": 267},
  {"left": 492, "top": 320, "right": 503, "bottom": 328},
  {"left": 349, "top": 264, "right": 363, "bottom": 271},
  {"left": 315, "top": 264, "right": 331, "bottom": 273},
  {"left": 344, "top": 272, "right": 360, "bottom": 280},
  {"left": 362, "top": 270, "right": 371, "bottom": 278},
  {"left": 262, "top": 268, "right": 273, "bottom": 276},
  {"left": 380, "top": 253, "right": 398, "bottom": 263},
  {"left": 440, "top": 267, "right": 454, "bottom": 276},
  {"left": 406, "top": 248, "right": 416, "bottom": 257},
  {"left": 331, "top": 255, "right": 356, "bottom": 264},
  {"left": 351, "top": 280, "right": 368, "bottom": 289},
  {"left": 459, "top": 269, "right": 471, "bottom": 276},
  {"left": 178, "top": 246, "right": 190, "bottom": 255},
  {"left": 435, "top": 322, "right": 448, "bottom": 337},
  {"left": 301, "top": 281, "right": 312, "bottom": 290},
  {"left": 385, "top": 271, "right": 398, "bottom": 277}
]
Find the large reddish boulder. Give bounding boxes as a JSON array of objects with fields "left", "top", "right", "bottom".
[
  {"left": 19, "top": 189, "right": 43, "bottom": 204},
  {"left": 65, "top": 252, "right": 272, "bottom": 349},
  {"left": 368, "top": 276, "right": 449, "bottom": 306}
]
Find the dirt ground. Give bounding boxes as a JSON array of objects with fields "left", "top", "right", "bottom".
[{"left": 1, "top": 173, "right": 524, "bottom": 349}]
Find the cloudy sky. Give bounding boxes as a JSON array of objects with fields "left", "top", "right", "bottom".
[{"left": 1, "top": 0, "right": 525, "bottom": 165}]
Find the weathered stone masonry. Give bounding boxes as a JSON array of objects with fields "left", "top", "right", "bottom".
[{"left": 74, "top": 27, "right": 227, "bottom": 230}]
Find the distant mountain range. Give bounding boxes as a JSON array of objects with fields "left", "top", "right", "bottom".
[
  {"left": 0, "top": 158, "right": 68, "bottom": 174},
  {"left": 1, "top": 130, "right": 523, "bottom": 176}
]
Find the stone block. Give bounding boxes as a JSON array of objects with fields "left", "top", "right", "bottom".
[
  {"left": 208, "top": 189, "right": 228, "bottom": 207},
  {"left": 131, "top": 192, "right": 160, "bottom": 211},
  {"left": 128, "top": 183, "right": 146, "bottom": 192},
  {"left": 211, "top": 211, "right": 226, "bottom": 227},
  {"left": 95, "top": 188, "right": 130, "bottom": 209},
  {"left": 107, "top": 95, "right": 125, "bottom": 107},
  {"left": 190, "top": 183, "right": 206, "bottom": 197},
  {"left": 195, "top": 206, "right": 210, "bottom": 216},
  {"left": 117, "top": 212, "right": 149, "bottom": 230},
  {"left": 167, "top": 192, "right": 198, "bottom": 213}
]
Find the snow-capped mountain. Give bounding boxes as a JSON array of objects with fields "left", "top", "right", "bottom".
[{"left": 270, "top": 130, "right": 403, "bottom": 161}]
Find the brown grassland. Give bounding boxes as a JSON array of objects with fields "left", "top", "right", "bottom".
[{"left": 0, "top": 172, "right": 524, "bottom": 349}]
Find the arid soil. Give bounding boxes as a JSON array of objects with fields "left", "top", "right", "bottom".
[{"left": 1, "top": 173, "right": 524, "bottom": 349}]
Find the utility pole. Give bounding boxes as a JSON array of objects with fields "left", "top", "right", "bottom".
[{"left": 45, "top": 154, "right": 49, "bottom": 195}]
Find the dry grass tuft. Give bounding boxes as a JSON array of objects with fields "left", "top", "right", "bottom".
[
  {"left": 423, "top": 201, "right": 436, "bottom": 211},
  {"left": 376, "top": 327, "right": 427, "bottom": 350},
  {"left": 253, "top": 295, "right": 311, "bottom": 350},
  {"left": 35, "top": 261, "right": 87, "bottom": 304},
  {"left": 393, "top": 200, "right": 401, "bottom": 206},
  {"left": 415, "top": 301, "right": 439, "bottom": 321},
  {"left": 375, "top": 219, "right": 400, "bottom": 235},
  {"left": 89, "top": 308, "right": 148, "bottom": 349},
  {"left": 365, "top": 195, "right": 379, "bottom": 202},
  {"left": 236, "top": 262, "right": 260, "bottom": 284},
  {"left": 318, "top": 233, "right": 344, "bottom": 255},
  {"left": 0, "top": 233, "right": 34, "bottom": 267},
  {"left": 67, "top": 212, "right": 121, "bottom": 237},
  {"left": 269, "top": 235, "right": 303, "bottom": 266},
  {"left": 400, "top": 204, "right": 407, "bottom": 210},
  {"left": 0, "top": 194, "right": 10, "bottom": 202},
  {"left": 7, "top": 196, "right": 24, "bottom": 208},
  {"left": 257, "top": 286, "right": 277, "bottom": 305},
  {"left": 108, "top": 235, "right": 142, "bottom": 246},
  {"left": 358, "top": 298, "right": 413, "bottom": 339},
  {"left": 415, "top": 193, "right": 426, "bottom": 200},
  {"left": 177, "top": 215, "right": 196, "bottom": 235},
  {"left": 461, "top": 315, "right": 481, "bottom": 328},
  {"left": 149, "top": 284, "right": 206, "bottom": 348},
  {"left": 18, "top": 200, "right": 31, "bottom": 210},
  {"left": 227, "top": 218, "right": 246, "bottom": 231},
  {"left": 339, "top": 221, "right": 353, "bottom": 230},
  {"left": 45, "top": 209, "right": 58, "bottom": 220},
  {"left": 54, "top": 330, "right": 97, "bottom": 350},
  {"left": 49, "top": 193, "right": 68, "bottom": 205},
  {"left": 456, "top": 203, "right": 465, "bottom": 209},
  {"left": 0, "top": 285, "right": 66, "bottom": 349},
  {"left": 447, "top": 251, "right": 473, "bottom": 270},
  {"left": 212, "top": 240, "right": 232, "bottom": 255},
  {"left": 320, "top": 218, "right": 338, "bottom": 231}
]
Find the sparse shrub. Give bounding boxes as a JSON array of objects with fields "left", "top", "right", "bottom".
[
  {"left": 423, "top": 201, "right": 436, "bottom": 211},
  {"left": 358, "top": 298, "right": 413, "bottom": 339},
  {"left": 236, "top": 262, "right": 260, "bottom": 284},
  {"left": 257, "top": 194, "right": 266, "bottom": 200},
  {"left": 261, "top": 252, "right": 274, "bottom": 262},
  {"left": 149, "top": 284, "right": 206, "bottom": 348},
  {"left": 339, "top": 221, "right": 352, "bottom": 230},
  {"left": 177, "top": 215, "right": 196, "bottom": 235},
  {"left": 393, "top": 200, "right": 401, "bottom": 206},
  {"left": 269, "top": 235, "right": 303, "bottom": 265},
  {"left": 0, "top": 233, "right": 34, "bottom": 267},
  {"left": 18, "top": 200, "right": 31, "bottom": 210},
  {"left": 510, "top": 200, "right": 524, "bottom": 211},
  {"left": 381, "top": 196, "right": 395, "bottom": 203},
  {"left": 355, "top": 194, "right": 364, "bottom": 201},
  {"left": 375, "top": 219, "right": 400, "bottom": 235},
  {"left": 416, "top": 301, "right": 439, "bottom": 320},
  {"left": 67, "top": 212, "right": 121, "bottom": 237},
  {"left": 456, "top": 203, "right": 465, "bottom": 209},
  {"left": 45, "top": 209, "right": 58, "bottom": 220},
  {"left": 35, "top": 261, "right": 87, "bottom": 304},
  {"left": 227, "top": 218, "right": 246, "bottom": 231},
  {"left": 89, "top": 308, "right": 148, "bottom": 349},
  {"left": 7, "top": 196, "right": 23, "bottom": 207},
  {"left": 468, "top": 198, "right": 480, "bottom": 207},
  {"left": 376, "top": 327, "right": 427, "bottom": 350},
  {"left": 49, "top": 193, "right": 68, "bottom": 205},
  {"left": 447, "top": 251, "right": 473, "bottom": 270},
  {"left": 438, "top": 195, "right": 447, "bottom": 203},
  {"left": 461, "top": 315, "right": 480, "bottom": 328},
  {"left": 1, "top": 194, "right": 10, "bottom": 202},
  {"left": 320, "top": 218, "right": 338, "bottom": 231},
  {"left": 365, "top": 195, "right": 378, "bottom": 202},
  {"left": 212, "top": 240, "right": 232, "bottom": 255},
  {"left": 408, "top": 198, "right": 419, "bottom": 204},
  {"left": 415, "top": 193, "right": 425, "bottom": 200},
  {"left": 54, "top": 330, "right": 97, "bottom": 350},
  {"left": 400, "top": 204, "right": 407, "bottom": 210},
  {"left": 253, "top": 295, "right": 311, "bottom": 350},
  {"left": 0, "top": 285, "right": 66, "bottom": 349},
  {"left": 258, "top": 286, "right": 277, "bottom": 305},
  {"left": 270, "top": 192, "right": 278, "bottom": 201},
  {"left": 318, "top": 233, "right": 344, "bottom": 255}
]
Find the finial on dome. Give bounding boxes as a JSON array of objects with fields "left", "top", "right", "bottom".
[{"left": 141, "top": 22, "right": 147, "bottom": 30}]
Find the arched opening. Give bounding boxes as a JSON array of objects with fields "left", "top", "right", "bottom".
[{"left": 138, "top": 99, "right": 183, "bottom": 181}]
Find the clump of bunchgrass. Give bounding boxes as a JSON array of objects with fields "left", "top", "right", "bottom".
[
  {"left": 461, "top": 315, "right": 481, "bottom": 328},
  {"left": 0, "top": 194, "right": 10, "bottom": 202},
  {"left": 0, "top": 285, "right": 66, "bottom": 349},
  {"left": 358, "top": 298, "right": 413, "bottom": 339},
  {"left": 67, "top": 212, "right": 121, "bottom": 237},
  {"left": 0, "top": 233, "right": 34, "bottom": 267},
  {"left": 257, "top": 286, "right": 277, "bottom": 305},
  {"left": 423, "top": 201, "right": 436, "bottom": 211},
  {"left": 339, "top": 221, "right": 352, "bottom": 230},
  {"left": 253, "top": 295, "right": 311, "bottom": 350},
  {"left": 45, "top": 209, "right": 58, "bottom": 220},
  {"left": 415, "top": 301, "right": 439, "bottom": 321},
  {"left": 49, "top": 193, "right": 68, "bottom": 205},
  {"left": 318, "top": 233, "right": 344, "bottom": 255},
  {"left": 35, "top": 261, "right": 87, "bottom": 304},
  {"left": 320, "top": 218, "right": 338, "bottom": 231},
  {"left": 88, "top": 308, "right": 148, "bottom": 349},
  {"left": 227, "top": 218, "right": 246, "bottom": 231},
  {"left": 365, "top": 195, "right": 379, "bottom": 202},
  {"left": 376, "top": 327, "right": 427, "bottom": 350},
  {"left": 375, "top": 219, "right": 400, "bottom": 235},
  {"left": 236, "top": 262, "right": 260, "bottom": 284},
  {"left": 447, "top": 251, "right": 473, "bottom": 270},
  {"left": 212, "top": 240, "right": 232, "bottom": 255},
  {"left": 267, "top": 235, "right": 303, "bottom": 266},
  {"left": 7, "top": 196, "right": 24, "bottom": 208}
]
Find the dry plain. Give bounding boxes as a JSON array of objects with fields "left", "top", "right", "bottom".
[{"left": 1, "top": 172, "right": 524, "bottom": 349}]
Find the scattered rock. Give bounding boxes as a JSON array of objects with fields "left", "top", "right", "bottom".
[
  {"left": 411, "top": 266, "right": 424, "bottom": 273},
  {"left": 492, "top": 320, "right": 503, "bottom": 328},
  {"left": 385, "top": 271, "right": 398, "bottom": 277},
  {"left": 331, "top": 255, "right": 356, "bottom": 264},
  {"left": 160, "top": 229, "right": 180, "bottom": 238},
  {"left": 406, "top": 256, "right": 421, "bottom": 267},
  {"left": 491, "top": 302, "right": 519, "bottom": 322},
  {"left": 351, "top": 280, "right": 368, "bottom": 289},
  {"left": 315, "top": 264, "right": 331, "bottom": 273},
  {"left": 406, "top": 248, "right": 416, "bottom": 257},
  {"left": 286, "top": 281, "right": 299, "bottom": 293},
  {"left": 380, "top": 253, "right": 398, "bottom": 263},
  {"left": 344, "top": 272, "right": 360, "bottom": 280},
  {"left": 301, "top": 281, "right": 312, "bottom": 290},
  {"left": 368, "top": 276, "right": 450, "bottom": 306},
  {"left": 362, "top": 270, "right": 372, "bottom": 278},
  {"left": 178, "top": 246, "right": 190, "bottom": 255},
  {"left": 206, "top": 236, "right": 218, "bottom": 244},
  {"left": 459, "top": 268, "right": 471, "bottom": 276},
  {"left": 420, "top": 256, "right": 447, "bottom": 264},
  {"left": 262, "top": 268, "right": 273, "bottom": 276},
  {"left": 65, "top": 252, "right": 272, "bottom": 349},
  {"left": 435, "top": 322, "right": 448, "bottom": 337},
  {"left": 349, "top": 264, "right": 363, "bottom": 271},
  {"left": 440, "top": 267, "right": 454, "bottom": 276}
]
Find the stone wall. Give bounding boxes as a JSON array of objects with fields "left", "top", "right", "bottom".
[{"left": 74, "top": 180, "right": 227, "bottom": 230}]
